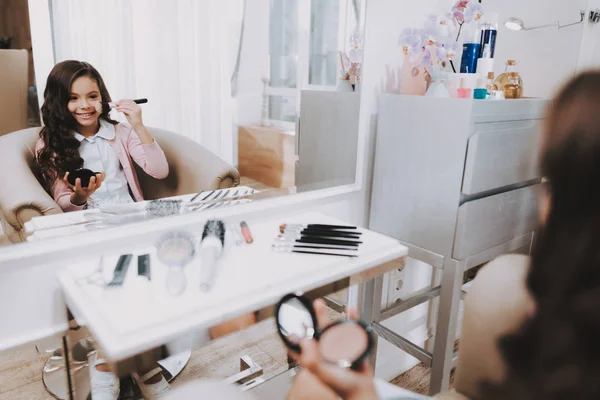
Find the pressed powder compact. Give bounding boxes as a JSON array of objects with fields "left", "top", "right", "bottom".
[
  {"left": 275, "top": 293, "right": 373, "bottom": 370},
  {"left": 67, "top": 168, "right": 100, "bottom": 188}
]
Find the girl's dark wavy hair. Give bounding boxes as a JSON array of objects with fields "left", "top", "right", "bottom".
[
  {"left": 37, "top": 60, "right": 117, "bottom": 189},
  {"left": 480, "top": 72, "right": 600, "bottom": 399}
]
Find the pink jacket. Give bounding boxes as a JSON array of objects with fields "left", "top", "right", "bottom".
[{"left": 36, "top": 123, "right": 169, "bottom": 212}]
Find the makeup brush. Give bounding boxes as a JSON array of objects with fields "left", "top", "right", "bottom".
[
  {"left": 282, "top": 226, "right": 362, "bottom": 234},
  {"left": 277, "top": 236, "right": 362, "bottom": 247},
  {"left": 103, "top": 98, "right": 148, "bottom": 108},
  {"left": 190, "top": 190, "right": 205, "bottom": 202},
  {"left": 279, "top": 230, "right": 362, "bottom": 239},
  {"left": 273, "top": 243, "right": 358, "bottom": 251},
  {"left": 279, "top": 224, "right": 358, "bottom": 233},
  {"left": 273, "top": 247, "right": 358, "bottom": 258}
]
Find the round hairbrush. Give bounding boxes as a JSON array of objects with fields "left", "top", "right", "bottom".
[{"left": 67, "top": 168, "right": 100, "bottom": 188}]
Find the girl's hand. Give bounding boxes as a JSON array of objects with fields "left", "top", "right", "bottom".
[
  {"left": 295, "top": 299, "right": 379, "bottom": 400},
  {"left": 64, "top": 172, "right": 105, "bottom": 205},
  {"left": 115, "top": 99, "right": 144, "bottom": 130}
]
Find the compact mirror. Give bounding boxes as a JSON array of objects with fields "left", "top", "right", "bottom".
[
  {"left": 275, "top": 293, "right": 318, "bottom": 353},
  {"left": 274, "top": 293, "right": 373, "bottom": 370},
  {"left": 318, "top": 320, "right": 373, "bottom": 369},
  {"left": 67, "top": 168, "right": 100, "bottom": 188}
]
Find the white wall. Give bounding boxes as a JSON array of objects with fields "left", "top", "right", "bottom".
[{"left": 488, "top": 0, "right": 586, "bottom": 98}]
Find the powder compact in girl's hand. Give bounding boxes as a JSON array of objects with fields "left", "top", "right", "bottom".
[{"left": 67, "top": 168, "right": 101, "bottom": 188}]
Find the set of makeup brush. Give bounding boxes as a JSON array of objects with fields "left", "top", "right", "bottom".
[{"left": 273, "top": 224, "right": 362, "bottom": 258}]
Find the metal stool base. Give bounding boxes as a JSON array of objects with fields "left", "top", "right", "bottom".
[{"left": 42, "top": 345, "right": 191, "bottom": 400}]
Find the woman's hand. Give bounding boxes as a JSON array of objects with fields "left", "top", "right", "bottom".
[
  {"left": 115, "top": 99, "right": 144, "bottom": 130},
  {"left": 295, "top": 299, "right": 379, "bottom": 400},
  {"left": 64, "top": 172, "right": 105, "bottom": 206}
]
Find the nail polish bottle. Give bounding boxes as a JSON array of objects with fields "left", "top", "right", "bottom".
[{"left": 457, "top": 78, "right": 472, "bottom": 99}]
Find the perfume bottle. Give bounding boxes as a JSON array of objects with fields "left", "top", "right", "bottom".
[
  {"left": 495, "top": 60, "right": 524, "bottom": 96},
  {"left": 504, "top": 72, "right": 522, "bottom": 99},
  {"left": 486, "top": 72, "right": 499, "bottom": 98}
]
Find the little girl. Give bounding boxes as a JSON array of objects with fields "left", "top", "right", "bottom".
[
  {"left": 36, "top": 60, "right": 171, "bottom": 399},
  {"left": 36, "top": 60, "right": 169, "bottom": 211}
]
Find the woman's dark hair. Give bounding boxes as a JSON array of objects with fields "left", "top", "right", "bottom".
[
  {"left": 480, "top": 72, "right": 600, "bottom": 399},
  {"left": 37, "top": 60, "right": 116, "bottom": 189}
]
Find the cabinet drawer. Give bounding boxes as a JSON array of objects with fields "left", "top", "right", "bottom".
[
  {"left": 453, "top": 185, "right": 539, "bottom": 259},
  {"left": 462, "top": 121, "right": 541, "bottom": 196}
]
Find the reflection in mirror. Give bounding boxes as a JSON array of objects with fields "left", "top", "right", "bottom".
[
  {"left": 0, "top": 0, "right": 367, "bottom": 247},
  {"left": 277, "top": 297, "right": 316, "bottom": 345}
]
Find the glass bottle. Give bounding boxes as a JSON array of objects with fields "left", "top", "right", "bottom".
[
  {"left": 504, "top": 72, "right": 522, "bottom": 99},
  {"left": 495, "top": 60, "right": 524, "bottom": 95},
  {"left": 486, "top": 72, "right": 499, "bottom": 99}
]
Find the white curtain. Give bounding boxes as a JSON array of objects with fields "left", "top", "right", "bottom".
[{"left": 51, "top": 0, "right": 238, "bottom": 163}]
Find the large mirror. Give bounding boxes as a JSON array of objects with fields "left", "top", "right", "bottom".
[{"left": 0, "top": 0, "right": 367, "bottom": 247}]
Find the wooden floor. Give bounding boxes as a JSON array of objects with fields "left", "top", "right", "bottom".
[
  {"left": 0, "top": 310, "right": 445, "bottom": 399},
  {"left": 0, "top": 319, "right": 290, "bottom": 400}
]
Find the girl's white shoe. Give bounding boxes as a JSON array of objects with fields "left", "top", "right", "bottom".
[
  {"left": 139, "top": 367, "right": 171, "bottom": 399},
  {"left": 89, "top": 355, "right": 119, "bottom": 400}
]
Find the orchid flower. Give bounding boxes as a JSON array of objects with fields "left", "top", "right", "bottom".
[
  {"left": 421, "top": 27, "right": 440, "bottom": 48},
  {"left": 399, "top": 28, "right": 423, "bottom": 60},
  {"left": 425, "top": 13, "right": 454, "bottom": 37},
  {"left": 348, "top": 48, "right": 363, "bottom": 64},
  {"left": 398, "top": 0, "right": 485, "bottom": 71},
  {"left": 464, "top": 2, "right": 484, "bottom": 23},
  {"left": 444, "top": 43, "right": 460, "bottom": 61}
]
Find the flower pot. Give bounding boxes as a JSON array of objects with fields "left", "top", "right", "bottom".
[
  {"left": 398, "top": 54, "right": 428, "bottom": 96},
  {"left": 425, "top": 71, "right": 450, "bottom": 98}
]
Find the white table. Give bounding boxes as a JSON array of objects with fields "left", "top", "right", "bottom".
[{"left": 57, "top": 212, "right": 407, "bottom": 397}]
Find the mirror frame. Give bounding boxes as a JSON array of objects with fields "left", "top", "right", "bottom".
[{"left": 1, "top": 0, "right": 369, "bottom": 268}]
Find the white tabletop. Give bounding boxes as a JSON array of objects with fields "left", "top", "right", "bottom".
[{"left": 57, "top": 211, "right": 407, "bottom": 362}]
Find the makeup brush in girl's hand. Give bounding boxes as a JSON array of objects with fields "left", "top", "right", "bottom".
[{"left": 103, "top": 98, "right": 148, "bottom": 108}]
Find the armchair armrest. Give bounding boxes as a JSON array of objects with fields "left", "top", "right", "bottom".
[
  {"left": 138, "top": 128, "right": 241, "bottom": 200},
  {"left": 0, "top": 129, "right": 62, "bottom": 243}
]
